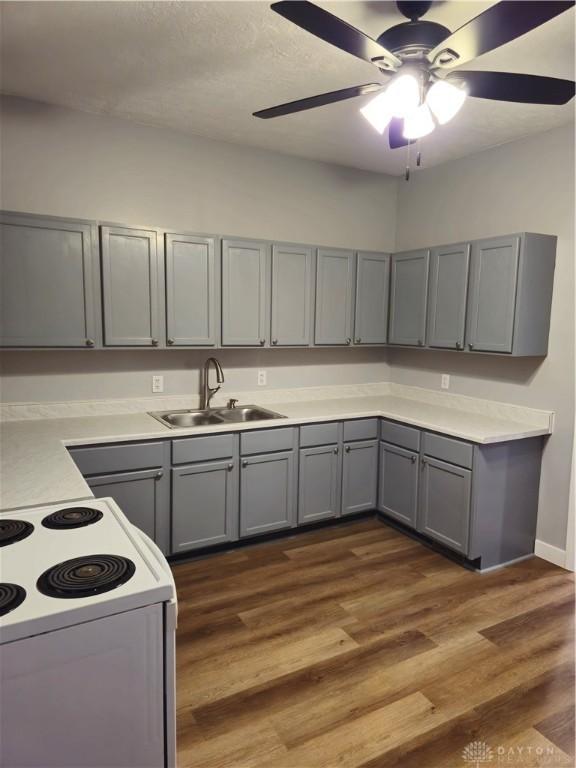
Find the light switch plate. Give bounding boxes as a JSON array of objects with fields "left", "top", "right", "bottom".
[
  {"left": 441, "top": 374, "right": 450, "bottom": 390},
  {"left": 257, "top": 370, "right": 267, "bottom": 386},
  {"left": 152, "top": 375, "right": 164, "bottom": 393}
]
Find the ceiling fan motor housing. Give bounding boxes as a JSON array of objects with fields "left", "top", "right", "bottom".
[{"left": 377, "top": 20, "right": 451, "bottom": 59}]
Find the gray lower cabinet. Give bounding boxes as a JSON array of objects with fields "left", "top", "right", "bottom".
[
  {"left": 427, "top": 243, "right": 470, "bottom": 350},
  {"left": 388, "top": 250, "right": 430, "bottom": 347},
  {"left": 298, "top": 444, "right": 341, "bottom": 523},
  {"left": 87, "top": 469, "right": 166, "bottom": 546},
  {"left": 341, "top": 439, "right": 378, "bottom": 515},
  {"left": 240, "top": 451, "right": 296, "bottom": 536},
  {"left": 354, "top": 252, "right": 390, "bottom": 345},
  {"left": 378, "top": 441, "right": 419, "bottom": 528},
  {"left": 0, "top": 213, "right": 100, "bottom": 348},
  {"left": 172, "top": 460, "right": 238, "bottom": 552},
  {"left": 222, "top": 239, "right": 269, "bottom": 346},
  {"left": 418, "top": 456, "right": 471, "bottom": 554},
  {"left": 165, "top": 233, "right": 217, "bottom": 347},
  {"left": 101, "top": 225, "right": 164, "bottom": 346},
  {"left": 314, "top": 248, "right": 354, "bottom": 345},
  {"left": 271, "top": 244, "right": 313, "bottom": 346}
]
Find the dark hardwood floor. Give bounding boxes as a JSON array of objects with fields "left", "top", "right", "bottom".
[{"left": 172, "top": 518, "right": 575, "bottom": 767}]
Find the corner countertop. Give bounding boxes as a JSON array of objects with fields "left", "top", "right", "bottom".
[{"left": 0, "top": 389, "right": 553, "bottom": 513}]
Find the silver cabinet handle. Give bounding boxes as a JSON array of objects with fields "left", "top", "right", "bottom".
[
  {"left": 272, "top": 339, "right": 278, "bottom": 345},
  {"left": 411, "top": 455, "right": 417, "bottom": 464},
  {"left": 259, "top": 339, "right": 265, "bottom": 346},
  {"left": 469, "top": 343, "right": 474, "bottom": 350},
  {"left": 455, "top": 341, "right": 462, "bottom": 350},
  {"left": 227, "top": 463, "right": 234, "bottom": 471},
  {"left": 345, "top": 338, "right": 351, "bottom": 345},
  {"left": 155, "top": 470, "right": 164, "bottom": 479},
  {"left": 167, "top": 337, "right": 175, "bottom": 345},
  {"left": 85, "top": 339, "right": 95, "bottom": 347},
  {"left": 355, "top": 338, "right": 361, "bottom": 344},
  {"left": 417, "top": 339, "right": 424, "bottom": 346},
  {"left": 421, "top": 458, "right": 427, "bottom": 468},
  {"left": 152, "top": 338, "right": 159, "bottom": 346},
  {"left": 345, "top": 445, "right": 351, "bottom": 453},
  {"left": 333, "top": 447, "right": 339, "bottom": 454},
  {"left": 242, "top": 460, "right": 248, "bottom": 468}
]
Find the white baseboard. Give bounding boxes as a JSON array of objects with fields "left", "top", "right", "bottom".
[{"left": 534, "top": 539, "right": 570, "bottom": 569}]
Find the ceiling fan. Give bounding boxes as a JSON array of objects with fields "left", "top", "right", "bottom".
[{"left": 253, "top": 0, "right": 575, "bottom": 149}]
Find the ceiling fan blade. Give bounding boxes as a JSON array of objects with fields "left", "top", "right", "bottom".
[
  {"left": 388, "top": 118, "right": 415, "bottom": 149},
  {"left": 449, "top": 71, "right": 575, "bottom": 105},
  {"left": 428, "top": 1, "right": 575, "bottom": 69},
  {"left": 253, "top": 83, "right": 383, "bottom": 119},
  {"left": 271, "top": 1, "right": 401, "bottom": 68}
]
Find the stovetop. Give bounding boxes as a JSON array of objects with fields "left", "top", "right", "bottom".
[{"left": 0, "top": 498, "right": 174, "bottom": 644}]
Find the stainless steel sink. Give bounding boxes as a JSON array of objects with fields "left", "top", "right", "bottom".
[
  {"left": 148, "top": 405, "right": 285, "bottom": 429},
  {"left": 214, "top": 405, "right": 286, "bottom": 423}
]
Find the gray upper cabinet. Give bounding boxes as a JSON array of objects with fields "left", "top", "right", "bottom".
[
  {"left": 298, "top": 444, "right": 341, "bottom": 524},
  {"left": 466, "top": 233, "right": 556, "bottom": 356},
  {"left": 354, "top": 252, "right": 390, "bottom": 345},
  {"left": 418, "top": 456, "right": 471, "bottom": 554},
  {"left": 314, "top": 248, "right": 354, "bottom": 345},
  {"left": 0, "top": 213, "right": 100, "bottom": 348},
  {"left": 240, "top": 450, "right": 296, "bottom": 536},
  {"left": 378, "top": 441, "right": 419, "bottom": 528},
  {"left": 427, "top": 243, "right": 470, "bottom": 350},
  {"left": 271, "top": 243, "right": 313, "bottom": 346},
  {"left": 222, "top": 239, "right": 269, "bottom": 346},
  {"left": 388, "top": 250, "right": 430, "bottom": 347},
  {"left": 465, "top": 235, "right": 519, "bottom": 354},
  {"left": 341, "top": 439, "right": 378, "bottom": 515},
  {"left": 172, "top": 459, "right": 238, "bottom": 552},
  {"left": 101, "top": 225, "right": 163, "bottom": 347},
  {"left": 165, "top": 233, "right": 217, "bottom": 347}
]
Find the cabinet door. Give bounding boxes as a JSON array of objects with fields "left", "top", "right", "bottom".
[
  {"left": 378, "top": 441, "right": 419, "bottom": 528},
  {"left": 165, "top": 233, "right": 216, "bottom": 346},
  {"left": 271, "top": 244, "right": 313, "bottom": 346},
  {"left": 418, "top": 456, "right": 471, "bottom": 554},
  {"left": 0, "top": 214, "right": 99, "bottom": 347},
  {"left": 298, "top": 445, "right": 341, "bottom": 523},
  {"left": 87, "top": 468, "right": 165, "bottom": 544},
  {"left": 172, "top": 460, "right": 238, "bottom": 552},
  {"left": 240, "top": 451, "right": 296, "bottom": 537},
  {"left": 466, "top": 236, "right": 520, "bottom": 353},
  {"left": 354, "top": 252, "right": 390, "bottom": 345},
  {"left": 342, "top": 440, "right": 378, "bottom": 515},
  {"left": 101, "top": 226, "right": 163, "bottom": 346},
  {"left": 314, "top": 248, "right": 354, "bottom": 345},
  {"left": 388, "top": 250, "right": 430, "bottom": 347},
  {"left": 427, "top": 243, "right": 470, "bottom": 350},
  {"left": 222, "top": 239, "right": 268, "bottom": 346}
]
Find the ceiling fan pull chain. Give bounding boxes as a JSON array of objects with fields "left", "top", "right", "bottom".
[{"left": 416, "top": 150, "right": 422, "bottom": 167}]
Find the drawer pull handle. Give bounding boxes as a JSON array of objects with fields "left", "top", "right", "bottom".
[
  {"left": 152, "top": 338, "right": 159, "bottom": 346},
  {"left": 334, "top": 447, "right": 339, "bottom": 455},
  {"left": 167, "top": 337, "right": 175, "bottom": 345},
  {"left": 411, "top": 455, "right": 417, "bottom": 464},
  {"left": 242, "top": 460, "right": 248, "bottom": 468},
  {"left": 455, "top": 341, "right": 462, "bottom": 350},
  {"left": 259, "top": 339, "right": 266, "bottom": 346},
  {"left": 345, "top": 445, "right": 351, "bottom": 453},
  {"left": 155, "top": 470, "right": 164, "bottom": 479},
  {"left": 85, "top": 338, "right": 95, "bottom": 347},
  {"left": 355, "top": 338, "right": 361, "bottom": 344},
  {"left": 417, "top": 339, "right": 424, "bottom": 346},
  {"left": 272, "top": 339, "right": 278, "bottom": 345},
  {"left": 469, "top": 343, "right": 474, "bottom": 350},
  {"left": 345, "top": 338, "right": 351, "bottom": 345},
  {"left": 227, "top": 463, "right": 234, "bottom": 471}
]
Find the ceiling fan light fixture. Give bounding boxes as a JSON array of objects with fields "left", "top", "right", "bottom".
[
  {"left": 403, "top": 103, "right": 435, "bottom": 139},
  {"left": 386, "top": 73, "right": 421, "bottom": 117},
  {"left": 360, "top": 90, "right": 393, "bottom": 134},
  {"left": 426, "top": 79, "right": 467, "bottom": 124}
]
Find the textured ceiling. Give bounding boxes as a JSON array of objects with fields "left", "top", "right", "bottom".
[{"left": 1, "top": 1, "right": 574, "bottom": 175}]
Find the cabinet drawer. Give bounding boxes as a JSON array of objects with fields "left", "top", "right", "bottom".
[
  {"left": 343, "top": 418, "right": 378, "bottom": 442},
  {"left": 172, "top": 434, "right": 235, "bottom": 464},
  {"left": 423, "top": 432, "right": 474, "bottom": 469},
  {"left": 70, "top": 442, "right": 164, "bottom": 476},
  {"left": 379, "top": 420, "right": 420, "bottom": 452},
  {"left": 299, "top": 422, "right": 340, "bottom": 447},
  {"left": 240, "top": 427, "right": 296, "bottom": 456}
]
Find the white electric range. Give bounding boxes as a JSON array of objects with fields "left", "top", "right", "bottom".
[{"left": 0, "top": 497, "right": 177, "bottom": 768}]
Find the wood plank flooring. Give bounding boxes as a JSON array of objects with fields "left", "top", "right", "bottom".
[{"left": 172, "top": 518, "right": 575, "bottom": 768}]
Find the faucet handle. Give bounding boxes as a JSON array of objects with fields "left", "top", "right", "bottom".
[{"left": 227, "top": 398, "right": 239, "bottom": 409}]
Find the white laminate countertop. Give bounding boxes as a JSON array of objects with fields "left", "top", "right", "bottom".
[{"left": 0, "top": 391, "right": 553, "bottom": 512}]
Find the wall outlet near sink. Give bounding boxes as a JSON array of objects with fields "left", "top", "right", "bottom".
[
  {"left": 152, "top": 375, "right": 164, "bottom": 393},
  {"left": 441, "top": 374, "right": 450, "bottom": 390},
  {"left": 257, "top": 370, "right": 267, "bottom": 386}
]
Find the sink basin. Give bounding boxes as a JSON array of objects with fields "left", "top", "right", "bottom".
[
  {"left": 148, "top": 405, "right": 285, "bottom": 429},
  {"left": 214, "top": 405, "right": 286, "bottom": 423},
  {"left": 149, "top": 410, "right": 226, "bottom": 429}
]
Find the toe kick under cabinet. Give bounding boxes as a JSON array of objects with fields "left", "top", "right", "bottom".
[{"left": 377, "top": 420, "right": 544, "bottom": 569}]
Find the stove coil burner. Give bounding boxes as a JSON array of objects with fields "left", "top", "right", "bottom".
[
  {"left": 0, "top": 583, "right": 27, "bottom": 616},
  {"left": 0, "top": 519, "right": 34, "bottom": 547},
  {"left": 37, "top": 555, "right": 136, "bottom": 599},
  {"left": 42, "top": 507, "right": 104, "bottom": 530}
]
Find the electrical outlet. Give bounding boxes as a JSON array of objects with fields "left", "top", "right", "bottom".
[
  {"left": 257, "top": 369, "right": 267, "bottom": 386},
  {"left": 152, "top": 375, "right": 164, "bottom": 393},
  {"left": 441, "top": 374, "right": 450, "bottom": 390}
]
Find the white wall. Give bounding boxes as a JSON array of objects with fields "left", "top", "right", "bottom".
[
  {"left": 0, "top": 95, "right": 393, "bottom": 401},
  {"left": 393, "top": 123, "right": 575, "bottom": 551}
]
